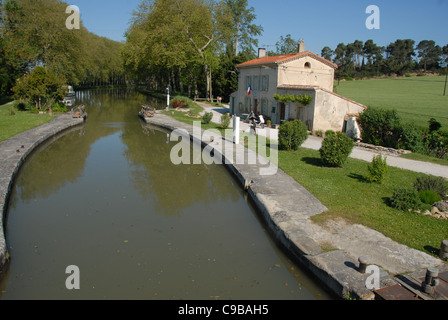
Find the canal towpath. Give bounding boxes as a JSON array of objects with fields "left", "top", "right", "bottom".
[{"left": 196, "top": 101, "right": 448, "bottom": 179}]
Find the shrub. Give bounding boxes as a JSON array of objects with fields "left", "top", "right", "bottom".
[
  {"left": 202, "top": 112, "right": 213, "bottom": 124},
  {"left": 220, "top": 113, "right": 231, "bottom": 129},
  {"left": 52, "top": 102, "right": 67, "bottom": 113},
  {"left": 357, "top": 107, "right": 402, "bottom": 148},
  {"left": 397, "top": 123, "right": 424, "bottom": 152},
  {"left": 423, "top": 131, "right": 448, "bottom": 159},
  {"left": 319, "top": 132, "right": 354, "bottom": 167},
  {"left": 414, "top": 175, "right": 448, "bottom": 199},
  {"left": 170, "top": 96, "right": 192, "bottom": 109},
  {"left": 418, "top": 190, "right": 442, "bottom": 205},
  {"left": 367, "top": 154, "right": 388, "bottom": 183},
  {"left": 278, "top": 120, "right": 308, "bottom": 151},
  {"left": 390, "top": 188, "right": 422, "bottom": 211},
  {"left": 429, "top": 118, "right": 442, "bottom": 132}
]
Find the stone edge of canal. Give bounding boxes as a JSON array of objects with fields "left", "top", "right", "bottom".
[{"left": 0, "top": 114, "right": 86, "bottom": 280}]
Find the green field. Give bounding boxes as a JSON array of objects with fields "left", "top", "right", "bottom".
[{"left": 335, "top": 76, "right": 448, "bottom": 129}]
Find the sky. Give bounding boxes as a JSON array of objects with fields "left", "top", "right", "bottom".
[{"left": 70, "top": 0, "right": 448, "bottom": 54}]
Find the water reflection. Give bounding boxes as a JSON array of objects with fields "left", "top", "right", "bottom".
[{"left": 1, "top": 89, "right": 331, "bottom": 300}]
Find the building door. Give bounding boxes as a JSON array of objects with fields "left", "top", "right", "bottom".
[
  {"left": 280, "top": 103, "right": 285, "bottom": 121},
  {"left": 254, "top": 99, "right": 259, "bottom": 114}
]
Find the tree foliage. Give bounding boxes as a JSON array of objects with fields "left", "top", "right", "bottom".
[
  {"left": 123, "top": 0, "right": 262, "bottom": 101},
  {"left": 0, "top": 0, "right": 126, "bottom": 97},
  {"left": 12, "top": 66, "right": 66, "bottom": 110}
]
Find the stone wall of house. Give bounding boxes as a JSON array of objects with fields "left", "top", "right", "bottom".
[
  {"left": 313, "top": 89, "right": 367, "bottom": 132},
  {"left": 277, "top": 57, "right": 335, "bottom": 92}
]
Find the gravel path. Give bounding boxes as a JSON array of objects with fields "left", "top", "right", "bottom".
[{"left": 196, "top": 102, "right": 448, "bottom": 178}]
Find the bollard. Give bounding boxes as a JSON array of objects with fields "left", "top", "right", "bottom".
[
  {"left": 358, "top": 256, "right": 368, "bottom": 274},
  {"left": 440, "top": 240, "right": 448, "bottom": 260},
  {"left": 233, "top": 116, "right": 240, "bottom": 145},
  {"left": 422, "top": 268, "right": 439, "bottom": 295}
]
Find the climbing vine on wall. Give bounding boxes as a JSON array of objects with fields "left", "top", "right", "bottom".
[{"left": 273, "top": 94, "right": 313, "bottom": 106}]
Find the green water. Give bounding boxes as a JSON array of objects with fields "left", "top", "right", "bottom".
[{"left": 0, "top": 89, "right": 331, "bottom": 300}]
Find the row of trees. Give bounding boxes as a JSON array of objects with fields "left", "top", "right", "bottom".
[
  {"left": 0, "top": 0, "right": 126, "bottom": 98},
  {"left": 320, "top": 39, "right": 448, "bottom": 78},
  {"left": 122, "top": 0, "right": 262, "bottom": 101}
]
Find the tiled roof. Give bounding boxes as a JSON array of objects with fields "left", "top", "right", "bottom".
[{"left": 236, "top": 51, "right": 338, "bottom": 69}]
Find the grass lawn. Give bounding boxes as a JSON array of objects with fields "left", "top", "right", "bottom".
[
  {"left": 0, "top": 101, "right": 55, "bottom": 142},
  {"left": 278, "top": 147, "right": 448, "bottom": 257},
  {"left": 335, "top": 75, "right": 448, "bottom": 129}
]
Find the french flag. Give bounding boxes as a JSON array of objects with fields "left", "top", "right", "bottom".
[{"left": 247, "top": 84, "right": 252, "bottom": 95}]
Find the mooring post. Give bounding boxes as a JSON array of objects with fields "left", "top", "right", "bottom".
[
  {"left": 422, "top": 268, "right": 439, "bottom": 295},
  {"left": 358, "top": 256, "right": 368, "bottom": 274},
  {"left": 440, "top": 240, "right": 448, "bottom": 260}
]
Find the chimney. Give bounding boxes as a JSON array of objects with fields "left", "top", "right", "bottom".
[
  {"left": 298, "top": 39, "right": 305, "bottom": 53},
  {"left": 258, "top": 48, "right": 266, "bottom": 58}
]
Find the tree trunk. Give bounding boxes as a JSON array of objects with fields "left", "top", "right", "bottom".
[{"left": 178, "top": 67, "right": 183, "bottom": 95}]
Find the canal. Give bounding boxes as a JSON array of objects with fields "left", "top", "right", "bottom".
[{"left": 0, "top": 89, "right": 331, "bottom": 300}]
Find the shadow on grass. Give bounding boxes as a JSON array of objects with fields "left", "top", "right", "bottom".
[
  {"left": 382, "top": 196, "right": 393, "bottom": 207},
  {"left": 348, "top": 173, "right": 369, "bottom": 183},
  {"left": 424, "top": 245, "right": 440, "bottom": 256},
  {"left": 301, "top": 157, "right": 323, "bottom": 167}
]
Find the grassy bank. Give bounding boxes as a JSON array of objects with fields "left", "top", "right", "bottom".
[
  {"left": 277, "top": 147, "right": 448, "bottom": 257},
  {"left": 336, "top": 75, "right": 448, "bottom": 129},
  {"left": 0, "top": 101, "right": 55, "bottom": 142}
]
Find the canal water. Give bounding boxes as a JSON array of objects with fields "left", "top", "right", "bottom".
[{"left": 0, "top": 89, "right": 331, "bottom": 300}]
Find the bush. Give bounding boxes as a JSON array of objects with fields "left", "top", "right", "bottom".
[
  {"left": 202, "top": 112, "right": 213, "bottom": 124},
  {"left": 357, "top": 107, "right": 401, "bottom": 148},
  {"left": 319, "top": 132, "right": 354, "bottom": 167},
  {"left": 414, "top": 175, "right": 448, "bottom": 199},
  {"left": 170, "top": 96, "right": 193, "bottom": 109},
  {"left": 418, "top": 190, "right": 442, "bottom": 205},
  {"left": 367, "top": 154, "right": 388, "bottom": 183},
  {"left": 390, "top": 188, "right": 422, "bottom": 211},
  {"left": 423, "top": 131, "right": 448, "bottom": 159},
  {"left": 220, "top": 113, "right": 231, "bottom": 129},
  {"left": 52, "top": 102, "right": 67, "bottom": 113},
  {"left": 397, "top": 123, "right": 424, "bottom": 152},
  {"left": 429, "top": 118, "right": 442, "bottom": 132},
  {"left": 278, "top": 120, "right": 308, "bottom": 151}
]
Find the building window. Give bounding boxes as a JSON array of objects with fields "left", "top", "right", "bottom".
[
  {"left": 261, "top": 75, "right": 269, "bottom": 91},
  {"left": 304, "top": 62, "right": 311, "bottom": 69},
  {"left": 261, "top": 98, "right": 268, "bottom": 115}
]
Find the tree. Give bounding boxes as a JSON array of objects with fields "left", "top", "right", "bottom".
[
  {"left": 124, "top": 0, "right": 236, "bottom": 100},
  {"left": 12, "top": 66, "right": 67, "bottom": 110},
  {"left": 222, "top": 0, "right": 263, "bottom": 56},
  {"left": 363, "top": 39, "right": 384, "bottom": 75},
  {"left": 275, "top": 34, "right": 299, "bottom": 55},
  {"left": 321, "top": 46, "right": 334, "bottom": 61},
  {"left": 416, "top": 40, "right": 442, "bottom": 72},
  {"left": 352, "top": 40, "right": 364, "bottom": 69},
  {"left": 385, "top": 39, "right": 415, "bottom": 75},
  {"left": 443, "top": 44, "right": 448, "bottom": 65}
]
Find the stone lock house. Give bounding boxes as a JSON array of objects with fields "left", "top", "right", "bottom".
[{"left": 229, "top": 40, "right": 366, "bottom": 135}]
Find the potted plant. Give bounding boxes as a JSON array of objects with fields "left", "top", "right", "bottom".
[{"left": 266, "top": 120, "right": 271, "bottom": 128}]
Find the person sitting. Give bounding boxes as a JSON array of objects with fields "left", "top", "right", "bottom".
[{"left": 247, "top": 110, "right": 256, "bottom": 122}]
